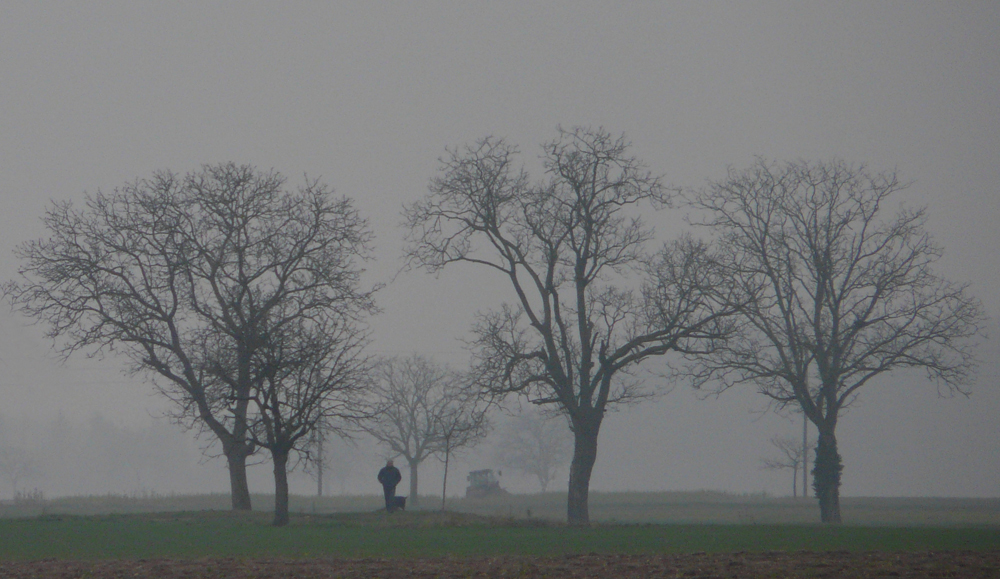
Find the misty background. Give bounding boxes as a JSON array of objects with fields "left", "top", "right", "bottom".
[{"left": 0, "top": 3, "right": 997, "bottom": 501}]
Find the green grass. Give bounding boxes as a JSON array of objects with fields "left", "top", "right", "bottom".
[
  {"left": 5, "top": 491, "right": 999, "bottom": 526},
  {"left": 1, "top": 510, "right": 998, "bottom": 560},
  {"left": 447, "top": 491, "right": 1000, "bottom": 526}
]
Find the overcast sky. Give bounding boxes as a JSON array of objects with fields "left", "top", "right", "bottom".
[{"left": 0, "top": 2, "right": 997, "bottom": 499}]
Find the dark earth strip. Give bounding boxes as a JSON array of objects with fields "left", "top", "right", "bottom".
[{"left": 1, "top": 552, "right": 998, "bottom": 578}]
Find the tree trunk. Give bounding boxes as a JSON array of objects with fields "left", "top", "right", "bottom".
[
  {"left": 272, "top": 448, "right": 290, "bottom": 527},
  {"left": 198, "top": 404, "right": 253, "bottom": 511},
  {"left": 567, "top": 421, "right": 599, "bottom": 524},
  {"left": 226, "top": 445, "right": 253, "bottom": 511},
  {"left": 812, "top": 429, "right": 843, "bottom": 523},
  {"left": 229, "top": 349, "right": 255, "bottom": 511},
  {"left": 408, "top": 458, "right": 420, "bottom": 507}
]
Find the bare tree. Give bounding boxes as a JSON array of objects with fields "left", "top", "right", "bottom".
[
  {"left": 493, "top": 409, "right": 572, "bottom": 492},
  {"left": 0, "top": 446, "right": 41, "bottom": 498},
  {"left": 688, "top": 159, "right": 984, "bottom": 523},
  {"left": 761, "top": 435, "right": 813, "bottom": 497},
  {"left": 404, "top": 127, "right": 734, "bottom": 523},
  {"left": 363, "top": 355, "right": 476, "bottom": 508},
  {"left": 434, "top": 385, "right": 490, "bottom": 512},
  {"left": 3, "top": 163, "right": 377, "bottom": 511},
  {"left": 249, "top": 311, "right": 373, "bottom": 526}
]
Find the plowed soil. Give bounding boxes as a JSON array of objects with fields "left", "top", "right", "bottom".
[{"left": 2, "top": 551, "right": 998, "bottom": 578}]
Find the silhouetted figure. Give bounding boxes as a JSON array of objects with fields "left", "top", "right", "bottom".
[{"left": 377, "top": 459, "right": 403, "bottom": 511}]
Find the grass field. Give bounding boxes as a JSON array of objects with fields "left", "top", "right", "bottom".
[
  {"left": 3, "top": 490, "right": 999, "bottom": 526},
  {"left": 1, "top": 510, "right": 999, "bottom": 561},
  {"left": 2, "top": 491, "right": 997, "bottom": 564}
]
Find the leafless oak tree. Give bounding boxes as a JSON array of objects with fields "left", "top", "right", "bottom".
[
  {"left": 404, "top": 127, "right": 734, "bottom": 523},
  {"left": 761, "top": 435, "right": 812, "bottom": 497},
  {"left": 363, "top": 355, "right": 486, "bottom": 508},
  {"left": 249, "top": 312, "right": 373, "bottom": 526},
  {"left": 3, "top": 163, "right": 377, "bottom": 511},
  {"left": 493, "top": 409, "right": 572, "bottom": 493},
  {"left": 687, "top": 159, "right": 984, "bottom": 523}
]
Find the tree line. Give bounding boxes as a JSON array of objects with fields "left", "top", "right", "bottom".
[
  {"left": 3, "top": 127, "right": 984, "bottom": 526},
  {"left": 0, "top": 412, "right": 219, "bottom": 499}
]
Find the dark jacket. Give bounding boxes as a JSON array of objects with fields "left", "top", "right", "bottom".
[{"left": 377, "top": 465, "right": 402, "bottom": 488}]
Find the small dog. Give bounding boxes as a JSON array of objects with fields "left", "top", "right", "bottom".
[{"left": 388, "top": 495, "right": 407, "bottom": 512}]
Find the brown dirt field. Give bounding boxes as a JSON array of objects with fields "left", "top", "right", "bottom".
[{"left": 1, "top": 552, "right": 998, "bottom": 578}]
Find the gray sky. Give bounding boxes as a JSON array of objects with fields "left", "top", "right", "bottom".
[{"left": 0, "top": 2, "right": 997, "bottom": 498}]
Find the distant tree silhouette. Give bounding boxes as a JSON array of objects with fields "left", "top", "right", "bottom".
[
  {"left": 363, "top": 355, "right": 488, "bottom": 508},
  {"left": 761, "top": 435, "right": 813, "bottom": 497},
  {"left": 0, "top": 446, "right": 40, "bottom": 498},
  {"left": 493, "top": 409, "right": 571, "bottom": 492}
]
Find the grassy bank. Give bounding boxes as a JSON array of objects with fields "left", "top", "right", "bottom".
[{"left": 1, "top": 510, "right": 998, "bottom": 560}]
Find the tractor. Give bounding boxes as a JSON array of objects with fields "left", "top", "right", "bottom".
[{"left": 465, "top": 469, "right": 508, "bottom": 499}]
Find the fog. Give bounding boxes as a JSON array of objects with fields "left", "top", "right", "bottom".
[{"left": 0, "top": 3, "right": 997, "bottom": 501}]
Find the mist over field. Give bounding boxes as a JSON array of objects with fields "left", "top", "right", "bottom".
[{"left": 0, "top": 3, "right": 997, "bottom": 505}]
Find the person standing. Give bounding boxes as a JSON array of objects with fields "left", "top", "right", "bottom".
[{"left": 377, "top": 459, "right": 402, "bottom": 511}]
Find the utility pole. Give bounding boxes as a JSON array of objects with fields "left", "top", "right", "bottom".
[
  {"left": 802, "top": 413, "right": 809, "bottom": 498},
  {"left": 316, "top": 429, "right": 324, "bottom": 497}
]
